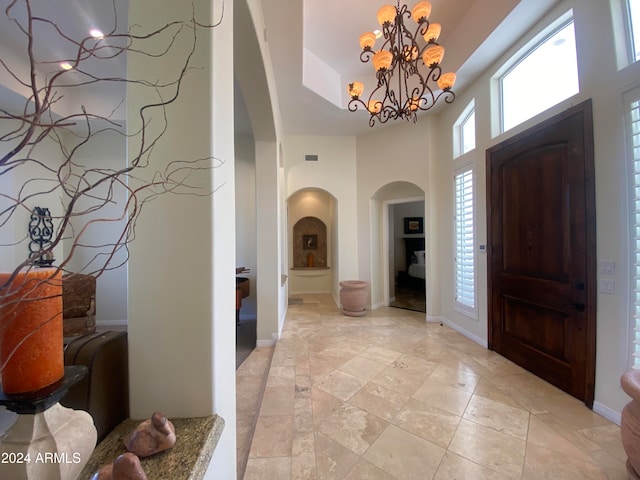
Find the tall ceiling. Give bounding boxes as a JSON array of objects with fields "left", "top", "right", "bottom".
[
  {"left": 257, "top": 0, "right": 561, "bottom": 136},
  {"left": 0, "top": 0, "right": 561, "bottom": 137}
]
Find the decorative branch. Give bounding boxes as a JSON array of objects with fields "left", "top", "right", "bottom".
[{"left": 0, "top": 0, "right": 225, "bottom": 378}]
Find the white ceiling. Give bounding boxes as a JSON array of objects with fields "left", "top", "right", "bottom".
[{"left": 0, "top": 0, "right": 561, "bottom": 137}]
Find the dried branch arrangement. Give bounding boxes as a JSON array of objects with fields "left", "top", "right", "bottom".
[{"left": 0, "top": 0, "right": 223, "bottom": 389}]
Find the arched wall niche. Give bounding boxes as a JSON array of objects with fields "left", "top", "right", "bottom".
[
  {"left": 287, "top": 188, "right": 336, "bottom": 295},
  {"left": 292, "top": 217, "right": 327, "bottom": 268}
]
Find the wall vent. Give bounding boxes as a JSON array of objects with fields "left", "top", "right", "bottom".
[{"left": 304, "top": 154, "right": 318, "bottom": 162}]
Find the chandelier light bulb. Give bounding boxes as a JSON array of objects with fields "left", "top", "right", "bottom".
[
  {"left": 377, "top": 5, "right": 396, "bottom": 26},
  {"left": 411, "top": 1, "right": 432, "bottom": 23},
  {"left": 373, "top": 50, "right": 393, "bottom": 71},
  {"left": 422, "top": 45, "right": 445, "bottom": 67},
  {"left": 348, "top": 81, "right": 364, "bottom": 99},
  {"left": 359, "top": 32, "right": 377, "bottom": 50},
  {"left": 437, "top": 72, "right": 457, "bottom": 91},
  {"left": 423, "top": 23, "right": 441, "bottom": 43}
]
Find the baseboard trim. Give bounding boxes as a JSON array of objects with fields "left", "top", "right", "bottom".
[
  {"left": 430, "top": 315, "right": 488, "bottom": 348},
  {"left": 256, "top": 333, "right": 278, "bottom": 347},
  {"left": 593, "top": 401, "right": 621, "bottom": 425}
]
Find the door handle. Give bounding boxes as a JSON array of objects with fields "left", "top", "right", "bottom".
[{"left": 574, "top": 303, "right": 585, "bottom": 312}]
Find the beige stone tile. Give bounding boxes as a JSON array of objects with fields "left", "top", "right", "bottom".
[
  {"left": 259, "top": 385, "right": 295, "bottom": 416},
  {"left": 535, "top": 413, "right": 602, "bottom": 453},
  {"left": 343, "top": 459, "right": 397, "bottom": 480},
  {"left": 267, "top": 365, "right": 297, "bottom": 387},
  {"left": 359, "top": 346, "right": 403, "bottom": 365},
  {"left": 491, "top": 373, "right": 565, "bottom": 399},
  {"left": 448, "top": 419, "right": 526, "bottom": 480},
  {"left": 588, "top": 449, "right": 628, "bottom": 480},
  {"left": 338, "top": 356, "right": 388, "bottom": 381},
  {"left": 314, "top": 432, "right": 360, "bottom": 480},
  {"left": 236, "top": 346, "right": 274, "bottom": 377},
  {"left": 523, "top": 442, "right": 608, "bottom": 479},
  {"left": 463, "top": 394, "right": 530, "bottom": 440},
  {"left": 579, "top": 424, "right": 626, "bottom": 462},
  {"left": 527, "top": 415, "right": 599, "bottom": 464},
  {"left": 314, "top": 370, "right": 367, "bottom": 401},
  {"left": 316, "top": 401, "right": 388, "bottom": 455},
  {"left": 434, "top": 452, "right": 512, "bottom": 480},
  {"left": 293, "top": 395, "right": 314, "bottom": 433},
  {"left": 473, "top": 378, "right": 527, "bottom": 410},
  {"left": 428, "top": 363, "right": 480, "bottom": 394},
  {"left": 311, "top": 386, "right": 343, "bottom": 427},
  {"left": 364, "top": 424, "right": 446, "bottom": 480},
  {"left": 244, "top": 457, "right": 291, "bottom": 480},
  {"left": 412, "top": 377, "right": 472, "bottom": 416},
  {"left": 534, "top": 394, "right": 612, "bottom": 430},
  {"left": 371, "top": 354, "right": 437, "bottom": 397},
  {"left": 348, "top": 381, "right": 410, "bottom": 421},
  {"left": 291, "top": 431, "right": 316, "bottom": 480},
  {"left": 249, "top": 415, "right": 293, "bottom": 458},
  {"left": 392, "top": 397, "right": 461, "bottom": 449}
]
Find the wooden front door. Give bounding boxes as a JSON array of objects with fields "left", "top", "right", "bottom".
[{"left": 487, "top": 100, "right": 596, "bottom": 406}]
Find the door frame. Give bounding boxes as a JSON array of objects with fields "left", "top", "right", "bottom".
[{"left": 486, "top": 100, "right": 597, "bottom": 407}]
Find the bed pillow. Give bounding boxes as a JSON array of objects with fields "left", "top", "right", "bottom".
[{"left": 414, "top": 250, "right": 426, "bottom": 265}]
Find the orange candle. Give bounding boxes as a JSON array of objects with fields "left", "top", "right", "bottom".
[{"left": 0, "top": 268, "right": 64, "bottom": 394}]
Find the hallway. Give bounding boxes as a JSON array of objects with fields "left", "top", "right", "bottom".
[{"left": 242, "top": 294, "right": 626, "bottom": 479}]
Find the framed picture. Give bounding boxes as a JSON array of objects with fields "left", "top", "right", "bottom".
[
  {"left": 404, "top": 217, "right": 423, "bottom": 234},
  {"left": 303, "top": 234, "right": 317, "bottom": 250}
]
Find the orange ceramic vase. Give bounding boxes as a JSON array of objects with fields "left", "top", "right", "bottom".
[{"left": 0, "top": 269, "right": 64, "bottom": 394}]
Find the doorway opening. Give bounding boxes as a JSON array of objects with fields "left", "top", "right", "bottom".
[{"left": 387, "top": 200, "right": 426, "bottom": 313}]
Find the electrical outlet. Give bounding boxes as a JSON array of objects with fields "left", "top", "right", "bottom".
[
  {"left": 600, "top": 260, "right": 615, "bottom": 275},
  {"left": 600, "top": 278, "right": 615, "bottom": 294}
]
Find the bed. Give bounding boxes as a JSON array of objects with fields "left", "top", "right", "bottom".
[{"left": 398, "top": 237, "right": 426, "bottom": 290}]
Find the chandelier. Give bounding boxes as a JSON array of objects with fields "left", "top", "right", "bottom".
[{"left": 347, "top": 1, "right": 456, "bottom": 126}]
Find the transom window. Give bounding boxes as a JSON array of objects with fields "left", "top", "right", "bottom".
[
  {"left": 500, "top": 18, "right": 579, "bottom": 132},
  {"left": 454, "top": 100, "right": 476, "bottom": 157},
  {"left": 627, "top": 0, "right": 640, "bottom": 63}
]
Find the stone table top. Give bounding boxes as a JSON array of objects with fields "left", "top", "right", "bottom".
[{"left": 78, "top": 415, "right": 225, "bottom": 480}]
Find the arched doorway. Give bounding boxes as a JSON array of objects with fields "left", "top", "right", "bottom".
[{"left": 371, "top": 182, "right": 426, "bottom": 313}]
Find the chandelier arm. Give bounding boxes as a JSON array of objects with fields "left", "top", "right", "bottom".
[{"left": 360, "top": 49, "right": 375, "bottom": 63}]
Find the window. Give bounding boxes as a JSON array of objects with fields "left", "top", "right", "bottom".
[
  {"left": 454, "top": 100, "right": 475, "bottom": 157},
  {"left": 627, "top": 86, "right": 640, "bottom": 368},
  {"left": 500, "top": 19, "right": 579, "bottom": 132},
  {"left": 454, "top": 167, "right": 475, "bottom": 313},
  {"left": 627, "top": 0, "right": 640, "bottom": 63}
]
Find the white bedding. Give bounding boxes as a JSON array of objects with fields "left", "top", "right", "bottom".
[{"left": 407, "top": 263, "right": 426, "bottom": 279}]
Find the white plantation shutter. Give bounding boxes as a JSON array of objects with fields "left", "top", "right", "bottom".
[
  {"left": 454, "top": 168, "right": 475, "bottom": 311},
  {"left": 628, "top": 89, "right": 640, "bottom": 368}
]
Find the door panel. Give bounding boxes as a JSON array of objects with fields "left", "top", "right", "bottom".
[{"left": 487, "top": 100, "right": 596, "bottom": 406}]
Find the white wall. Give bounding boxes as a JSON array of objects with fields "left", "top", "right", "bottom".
[
  {"left": 356, "top": 122, "right": 434, "bottom": 311},
  {"left": 284, "top": 135, "right": 359, "bottom": 301},
  {"left": 0, "top": 131, "right": 65, "bottom": 272},
  {"left": 62, "top": 129, "right": 128, "bottom": 325}
]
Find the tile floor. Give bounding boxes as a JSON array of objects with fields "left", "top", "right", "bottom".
[{"left": 240, "top": 294, "right": 627, "bottom": 480}]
